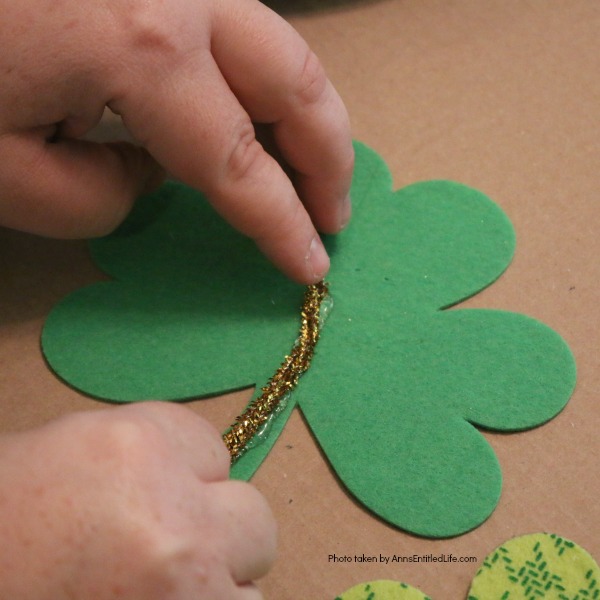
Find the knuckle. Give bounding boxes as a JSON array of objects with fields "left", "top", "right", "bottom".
[
  {"left": 230, "top": 481, "right": 277, "bottom": 558},
  {"left": 224, "top": 120, "right": 264, "bottom": 183},
  {"left": 293, "top": 50, "right": 328, "bottom": 107},
  {"left": 90, "top": 412, "right": 165, "bottom": 464},
  {"left": 137, "top": 529, "right": 195, "bottom": 575},
  {"left": 244, "top": 483, "right": 276, "bottom": 532},
  {"left": 110, "top": 520, "right": 200, "bottom": 591}
]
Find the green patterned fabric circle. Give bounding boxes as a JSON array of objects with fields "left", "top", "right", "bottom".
[
  {"left": 333, "top": 533, "right": 599, "bottom": 600},
  {"left": 335, "top": 580, "right": 430, "bottom": 600},
  {"left": 468, "top": 533, "right": 599, "bottom": 600}
]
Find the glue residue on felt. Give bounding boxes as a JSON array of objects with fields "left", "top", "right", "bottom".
[{"left": 42, "top": 141, "right": 576, "bottom": 537}]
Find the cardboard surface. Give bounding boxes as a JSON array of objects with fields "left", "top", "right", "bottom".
[{"left": 0, "top": 0, "right": 598, "bottom": 598}]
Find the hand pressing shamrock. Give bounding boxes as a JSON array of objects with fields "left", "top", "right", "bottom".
[
  {"left": 43, "top": 142, "right": 576, "bottom": 537},
  {"left": 0, "top": 0, "right": 353, "bottom": 284},
  {"left": 2, "top": 1, "right": 351, "bottom": 594},
  {"left": 0, "top": 402, "right": 276, "bottom": 600}
]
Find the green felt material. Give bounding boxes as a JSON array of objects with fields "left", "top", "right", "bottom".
[
  {"left": 41, "top": 141, "right": 576, "bottom": 536},
  {"left": 42, "top": 184, "right": 303, "bottom": 402}
]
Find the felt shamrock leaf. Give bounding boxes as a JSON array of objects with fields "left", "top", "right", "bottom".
[
  {"left": 42, "top": 141, "right": 576, "bottom": 537},
  {"left": 334, "top": 533, "right": 600, "bottom": 600},
  {"left": 294, "top": 144, "right": 576, "bottom": 536}
]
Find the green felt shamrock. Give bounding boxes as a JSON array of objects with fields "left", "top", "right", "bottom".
[{"left": 42, "top": 142, "right": 576, "bottom": 537}]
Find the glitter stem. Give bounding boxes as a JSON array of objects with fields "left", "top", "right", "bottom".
[{"left": 223, "top": 280, "right": 329, "bottom": 462}]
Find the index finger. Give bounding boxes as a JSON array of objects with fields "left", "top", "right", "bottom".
[
  {"left": 111, "top": 1, "right": 353, "bottom": 283},
  {"left": 210, "top": 0, "right": 354, "bottom": 235}
]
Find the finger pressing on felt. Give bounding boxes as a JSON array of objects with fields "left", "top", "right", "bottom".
[
  {"left": 0, "top": 133, "right": 163, "bottom": 238},
  {"left": 118, "top": 402, "right": 231, "bottom": 482},
  {"left": 210, "top": 0, "right": 354, "bottom": 233},
  {"left": 206, "top": 480, "right": 277, "bottom": 584},
  {"left": 116, "top": 57, "right": 330, "bottom": 283}
]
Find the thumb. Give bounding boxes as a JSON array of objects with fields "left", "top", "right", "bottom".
[{"left": 0, "top": 133, "right": 164, "bottom": 238}]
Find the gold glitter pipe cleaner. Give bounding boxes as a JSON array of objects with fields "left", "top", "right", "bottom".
[{"left": 223, "top": 280, "right": 329, "bottom": 462}]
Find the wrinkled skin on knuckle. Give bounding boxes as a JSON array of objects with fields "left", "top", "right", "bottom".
[
  {"left": 119, "top": 488, "right": 225, "bottom": 597},
  {"left": 127, "top": 528, "right": 199, "bottom": 592},
  {"left": 78, "top": 415, "right": 198, "bottom": 587},
  {"left": 81, "top": 410, "right": 168, "bottom": 475},
  {"left": 7, "top": 413, "right": 181, "bottom": 597},
  {"left": 224, "top": 119, "right": 264, "bottom": 184},
  {"left": 83, "top": 524, "right": 203, "bottom": 599},
  {"left": 293, "top": 49, "right": 328, "bottom": 108}
]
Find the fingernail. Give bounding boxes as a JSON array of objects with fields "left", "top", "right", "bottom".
[
  {"left": 339, "top": 193, "right": 352, "bottom": 229},
  {"left": 306, "top": 235, "right": 329, "bottom": 281}
]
